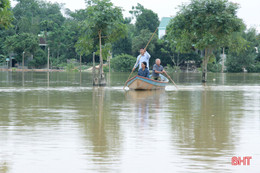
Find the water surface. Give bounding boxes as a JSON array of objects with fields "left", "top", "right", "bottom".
[{"left": 0, "top": 72, "right": 259, "bottom": 173}]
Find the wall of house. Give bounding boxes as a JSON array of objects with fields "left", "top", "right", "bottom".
[{"left": 158, "top": 29, "right": 166, "bottom": 39}]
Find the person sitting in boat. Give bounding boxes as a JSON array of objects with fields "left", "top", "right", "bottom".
[
  {"left": 138, "top": 61, "right": 150, "bottom": 78},
  {"left": 152, "top": 58, "right": 165, "bottom": 81},
  {"left": 132, "top": 48, "right": 151, "bottom": 71}
]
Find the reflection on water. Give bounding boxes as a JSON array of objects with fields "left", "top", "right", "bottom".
[
  {"left": 77, "top": 87, "right": 123, "bottom": 172},
  {"left": 0, "top": 161, "right": 9, "bottom": 173},
  {"left": 47, "top": 71, "right": 49, "bottom": 87},
  {"left": 0, "top": 72, "right": 259, "bottom": 173},
  {"left": 169, "top": 90, "right": 236, "bottom": 172},
  {"left": 126, "top": 90, "right": 165, "bottom": 128}
]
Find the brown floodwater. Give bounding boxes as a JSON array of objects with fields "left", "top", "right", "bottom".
[{"left": 0, "top": 72, "right": 259, "bottom": 173}]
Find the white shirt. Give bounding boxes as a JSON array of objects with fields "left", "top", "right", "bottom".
[{"left": 134, "top": 51, "right": 151, "bottom": 70}]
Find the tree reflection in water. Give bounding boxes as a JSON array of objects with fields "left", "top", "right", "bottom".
[
  {"left": 78, "top": 87, "right": 123, "bottom": 172},
  {"left": 168, "top": 90, "right": 243, "bottom": 172}
]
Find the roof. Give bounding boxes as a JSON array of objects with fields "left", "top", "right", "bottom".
[{"left": 159, "top": 17, "right": 172, "bottom": 29}]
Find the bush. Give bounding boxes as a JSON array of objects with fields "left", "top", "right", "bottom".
[
  {"left": 110, "top": 54, "right": 136, "bottom": 72},
  {"left": 226, "top": 49, "right": 256, "bottom": 73},
  {"left": 103, "top": 65, "right": 109, "bottom": 72},
  {"left": 80, "top": 65, "right": 91, "bottom": 70},
  {"left": 0, "top": 54, "right": 6, "bottom": 64},
  {"left": 65, "top": 63, "right": 78, "bottom": 72},
  {"left": 247, "top": 62, "right": 260, "bottom": 73},
  {"left": 226, "top": 55, "right": 243, "bottom": 72},
  {"left": 28, "top": 48, "right": 47, "bottom": 68},
  {"left": 207, "top": 63, "right": 222, "bottom": 72},
  {"left": 165, "top": 64, "right": 181, "bottom": 73},
  {"left": 226, "top": 61, "right": 243, "bottom": 72}
]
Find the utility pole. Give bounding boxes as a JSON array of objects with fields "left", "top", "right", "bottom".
[
  {"left": 22, "top": 51, "right": 25, "bottom": 71},
  {"left": 222, "top": 48, "right": 224, "bottom": 73},
  {"left": 22, "top": 51, "right": 25, "bottom": 87},
  {"left": 47, "top": 47, "right": 50, "bottom": 71},
  {"left": 80, "top": 54, "right": 82, "bottom": 86},
  {"left": 80, "top": 55, "right": 82, "bottom": 73}
]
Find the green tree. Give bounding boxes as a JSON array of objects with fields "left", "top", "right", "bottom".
[
  {"left": 69, "top": 9, "right": 88, "bottom": 21},
  {"left": 112, "top": 17, "right": 133, "bottom": 56},
  {"left": 28, "top": 48, "right": 46, "bottom": 68},
  {"left": 4, "top": 33, "right": 39, "bottom": 63},
  {"left": 129, "top": 3, "right": 144, "bottom": 19},
  {"left": 47, "top": 20, "right": 80, "bottom": 63},
  {"left": 13, "top": 0, "right": 65, "bottom": 34},
  {"left": 76, "top": 0, "right": 126, "bottom": 85},
  {"left": 112, "top": 34, "right": 132, "bottom": 56},
  {"left": 0, "top": 27, "right": 15, "bottom": 59},
  {"left": 0, "top": 0, "right": 13, "bottom": 28},
  {"left": 130, "top": 3, "right": 159, "bottom": 34},
  {"left": 135, "top": 9, "right": 159, "bottom": 33},
  {"left": 167, "top": 0, "right": 244, "bottom": 82},
  {"left": 226, "top": 28, "right": 259, "bottom": 72},
  {"left": 13, "top": 0, "right": 41, "bottom": 34},
  {"left": 1, "top": 0, "right": 80, "bottom": 68},
  {"left": 132, "top": 29, "right": 158, "bottom": 57},
  {"left": 154, "top": 38, "right": 201, "bottom": 68},
  {"left": 256, "top": 33, "right": 260, "bottom": 62}
]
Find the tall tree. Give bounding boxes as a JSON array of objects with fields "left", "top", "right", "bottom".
[
  {"left": 130, "top": 3, "right": 159, "bottom": 34},
  {"left": 13, "top": 0, "right": 65, "bottom": 34},
  {"left": 135, "top": 9, "right": 159, "bottom": 33},
  {"left": 129, "top": 3, "right": 144, "bottom": 19},
  {"left": 0, "top": 0, "right": 13, "bottom": 28},
  {"left": 132, "top": 29, "right": 157, "bottom": 57},
  {"left": 112, "top": 17, "right": 133, "bottom": 56},
  {"left": 167, "top": 0, "right": 244, "bottom": 82},
  {"left": 4, "top": 33, "right": 39, "bottom": 62},
  {"left": 76, "top": 0, "right": 126, "bottom": 85},
  {"left": 226, "top": 28, "right": 259, "bottom": 72}
]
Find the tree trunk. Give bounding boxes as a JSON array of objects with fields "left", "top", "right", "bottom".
[
  {"left": 79, "top": 55, "right": 82, "bottom": 86},
  {"left": 93, "top": 52, "right": 98, "bottom": 86},
  {"left": 10, "top": 56, "right": 12, "bottom": 69},
  {"left": 99, "top": 31, "right": 103, "bottom": 71},
  {"left": 202, "top": 48, "right": 209, "bottom": 83},
  {"left": 98, "top": 30, "right": 106, "bottom": 86},
  {"left": 80, "top": 55, "right": 82, "bottom": 73}
]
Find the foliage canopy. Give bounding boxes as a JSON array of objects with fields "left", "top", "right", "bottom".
[
  {"left": 76, "top": 0, "right": 126, "bottom": 57},
  {"left": 0, "top": 0, "right": 13, "bottom": 28},
  {"left": 167, "top": 0, "right": 244, "bottom": 52}
]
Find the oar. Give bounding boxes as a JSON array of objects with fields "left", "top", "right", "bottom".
[
  {"left": 164, "top": 71, "right": 178, "bottom": 89},
  {"left": 123, "top": 28, "right": 158, "bottom": 90}
]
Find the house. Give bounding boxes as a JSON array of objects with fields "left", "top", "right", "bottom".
[
  {"left": 38, "top": 31, "right": 48, "bottom": 47},
  {"left": 158, "top": 17, "right": 172, "bottom": 39}
]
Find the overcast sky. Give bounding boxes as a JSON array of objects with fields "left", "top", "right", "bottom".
[{"left": 11, "top": 0, "right": 260, "bottom": 32}]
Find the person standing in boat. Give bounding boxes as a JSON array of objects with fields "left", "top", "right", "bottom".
[
  {"left": 132, "top": 48, "right": 151, "bottom": 71},
  {"left": 138, "top": 62, "right": 150, "bottom": 78},
  {"left": 152, "top": 58, "right": 165, "bottom": 80}
]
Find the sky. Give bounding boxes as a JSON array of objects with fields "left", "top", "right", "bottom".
[{"left": 11, "top": 0, "right": 260, "bottom": 32}]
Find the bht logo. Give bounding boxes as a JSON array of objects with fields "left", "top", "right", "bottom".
[{"left": 232, "top": 156, "right": 252, "bottom": 166}]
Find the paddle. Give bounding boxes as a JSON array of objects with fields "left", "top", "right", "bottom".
[
  {"left": 123, "top": 28, "right": 158, "bottom": 90},
  {"left": 164, "top": 71, "right": 178, "bottom": 89}
]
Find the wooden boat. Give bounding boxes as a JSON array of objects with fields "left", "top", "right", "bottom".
[{"left": 126, "top": 74, "right": 169, "bottom": 90}]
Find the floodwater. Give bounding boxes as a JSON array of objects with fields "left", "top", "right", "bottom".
[{"left": 0, "top": 71, "right": 260, "bottom": 173}]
